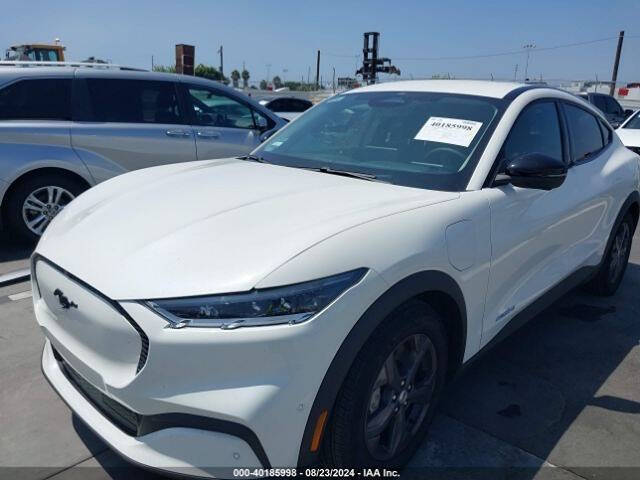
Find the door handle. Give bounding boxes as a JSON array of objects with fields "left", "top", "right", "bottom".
[
  {"left": 165, "top": 129, "right": 191, "bottom": 137},
  {"left": 196, "top": 130, "right": 221, "bottom": 139}
]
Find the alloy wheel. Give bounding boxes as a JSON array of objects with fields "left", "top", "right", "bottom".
[
  {"left": 364, "top": 333, "right": 437, "bottom": 460},
  {"left": 608, "top": 222, "right": 631, "bottom": 284},
  {"left": 21, "top": 186, "right": 75, "bottom": 236}
]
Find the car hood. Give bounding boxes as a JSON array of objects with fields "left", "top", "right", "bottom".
[
  {"left": 36, "top": 159, "right": 458, "bottom": 300},
  {"left": 616, "top": 128, "right": 640, "bottom": 147}
]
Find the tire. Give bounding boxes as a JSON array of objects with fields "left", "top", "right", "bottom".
[
  {"left": 586, "top": 213, "right": 635, "bottom": 296},
  {"left": 323, "top": 299, "right": 448, "bottom": 468},
  {"left": 4, "top": 173, "right": 86, "bottom": 243}
]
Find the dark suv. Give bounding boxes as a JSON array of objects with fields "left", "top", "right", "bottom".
[{"left": 577, "top": 92, "right": 632, "bottom": 128}]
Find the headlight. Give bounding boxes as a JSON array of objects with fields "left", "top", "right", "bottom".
[{"left": 144, "top": 268, "right": 367, "bottom": 329}]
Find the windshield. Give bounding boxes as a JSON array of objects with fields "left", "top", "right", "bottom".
[
  {"left": 623, "top": 111, "right": 640, "bottom": 129},
  {"left": 254, "top": 91, "right": 501, "bottom": 191}
]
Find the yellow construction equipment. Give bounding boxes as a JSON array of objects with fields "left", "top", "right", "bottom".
[{"left": 5, "top": 39, "right": 65, "bottom": 62}]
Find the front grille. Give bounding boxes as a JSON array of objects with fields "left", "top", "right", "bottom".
[
  {"left": 53, "top": 348, "right": 141, "bottom": 436},
  {"left": 34, "top": 255, "right": 149, "bottom": 373}
]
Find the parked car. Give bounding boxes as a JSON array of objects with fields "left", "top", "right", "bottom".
[
  {"left": 576, "top": 91, "right": 632, "bottom": 128},
  {"left": 616, "top": 108, "right": 640, "bottom": 155},
  {"left": 259, "top": 96, "right": 313, "bottom": 121},
  {"left": 0, "top": 65, "right": 286, "bottom": 241},
  {"left": 34, "top": 80, "right": 639, "bottom": 476}
]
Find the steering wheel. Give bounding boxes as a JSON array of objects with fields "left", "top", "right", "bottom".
[{"left": 422, "top": 147, "right": 466, "bottom": 169}]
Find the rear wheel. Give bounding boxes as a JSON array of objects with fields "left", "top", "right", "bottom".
[
  {"left": 586, "top": 213, "right": 634, "bottom": 296},
  {"left": 5, "top": 174, "right": 86, "bottom": 243},
  {"left": 324, "top": 299, "right": 447, "bottom": 468}
]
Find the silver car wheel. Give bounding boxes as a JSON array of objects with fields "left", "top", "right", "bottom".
[{"left": 21, "top": 186, "right": 75, "bottom": 236}]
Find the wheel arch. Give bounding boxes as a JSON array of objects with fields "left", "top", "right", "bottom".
[
  {"left": 296, "top": 269, "right": 467, "bottom": 466},
  {"left": 0, "top": 167, "right": 91, "bottom": 229},
  {"left": 626, "top": 192, "right": 639, "bottom": 229},
  {"left": 608, "top": 191, "right": 640, "bottom": 250}
]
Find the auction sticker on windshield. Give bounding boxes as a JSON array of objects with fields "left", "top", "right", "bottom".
[{"left": 414, "top": 117, "right": 483, "bottom": 147}]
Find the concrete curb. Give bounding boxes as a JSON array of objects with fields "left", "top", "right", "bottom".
[{"left": 0, "top": 268, "right": 30, "bottom": 288}]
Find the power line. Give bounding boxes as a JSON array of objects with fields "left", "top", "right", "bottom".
[
  {"left": 325, "top": 35, "right": 640, "bottom": 63},
  {"left": 325, "top": 52, "right": 359, "bottom": 58}
]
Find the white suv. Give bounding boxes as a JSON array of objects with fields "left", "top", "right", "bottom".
[{"left": 33, "top": 80, "right": 639, "bottom": 477}]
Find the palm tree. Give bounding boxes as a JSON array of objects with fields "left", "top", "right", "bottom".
[
  {"left": 231, "top": 69, "right": 241, "bottom": 88},
  {"left": 241, "top": 69, "right": 250, "bottom": 88}
]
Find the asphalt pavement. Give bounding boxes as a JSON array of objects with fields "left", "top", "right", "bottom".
[{"left": 1, "top": 229, "right": 640, "bottom": 480}]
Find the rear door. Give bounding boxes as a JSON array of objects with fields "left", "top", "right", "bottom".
[
  {"left": 181, "top": 83, "right": 271, "bottom": 159},
  {"left": 71, "top": 75, "right": 196, "bottom": 182},
  {"left": 561, "top": 101, "right": 620, "bottom": 262}
]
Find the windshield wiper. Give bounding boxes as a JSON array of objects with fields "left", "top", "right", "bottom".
[
  {"left": 300, "top": 166, "right": 380, "bottom": 182},
  {"left": 237, "top": 154, "right": 270, "bottom": 164}
]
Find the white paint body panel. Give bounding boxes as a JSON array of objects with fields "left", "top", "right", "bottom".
[
  {"left": 32, "top": 80, "right": 640, "bottom": 474},
  {"left": 616, "top": 127, "right": 640, "bottom": 148}
]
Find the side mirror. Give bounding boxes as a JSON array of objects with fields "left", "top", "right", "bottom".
[
  {"left": 495, "top": 153, "right": 567, "bottom": 191},
  {"left": 625, "top": 109, "right": 634, "bottom": 118},
  {"left": 255, "top": 115, "right": 269, "bottom": 131}
]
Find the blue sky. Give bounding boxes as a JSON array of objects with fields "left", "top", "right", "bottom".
[{"left": 3, "top": 0, "right": 640, "bottom": 85}]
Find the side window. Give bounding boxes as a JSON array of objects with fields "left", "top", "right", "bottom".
[
  {"left": 564, "top": 104, "right": 604, "bottom": 162},
  {"left": 267, "top": 99, "right": 284, "bottom": 111},
  {"left": 84, "top": 79, "right": 181, "bottom": 124},
  {"left": 0, "top": 78, "right": 71, "bottom": 120},
  {"left": 604, "top": 96, "right": 623, "bottom": 116},
  {"left": 502, "top": 101, "right": 563, "bottom": 163},
  {"left": 292, "top": 99, "right": 312, "bottom": 112},
  {"left": 187, "top": 86, "right": 255, "bottom": 129}
]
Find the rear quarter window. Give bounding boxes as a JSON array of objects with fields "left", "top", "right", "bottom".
[
  {"left": 0, "top": 78, "right": 72, "bottom": 120},
  {"left": 564, "top": 103, "right": 605, "bottom": 162}
]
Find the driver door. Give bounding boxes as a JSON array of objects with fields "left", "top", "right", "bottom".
[
  {"left": 481, "top": 100, "right": 590, "bottom": 345},
  {"left": 182, "top": 84, "right": 264, "bottom": 159}
]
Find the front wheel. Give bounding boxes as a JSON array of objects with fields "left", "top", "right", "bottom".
[{"left": 323, "top": 299, "right": 448, "bottom": 468}]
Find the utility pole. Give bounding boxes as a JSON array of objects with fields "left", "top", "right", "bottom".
[
  {"left": 610, "top": 30, "right": 625, "bottom": 95},
  {"left": 514, "top": 64, "right": 518, "bottom": 81},
  {"left": 266, "top": 63, "right": 271, "bottom": 85},
  {"left": 523, "top": 43, "right": 535, "bottom": 80},
  {"left": 316, "top": 50, "right": 321, "bottom": 90},
  {"left": 218, "top": 45, "right": 224, "bottom": 77},
  {"left": 151, "top": 55, "right": 154, "bottom": 70},
  {"left": 307, "top": 66, "right": 311, "bottom": 85},
  {"left": 332, "top": 66, "right": 336, "bottom": 93}
]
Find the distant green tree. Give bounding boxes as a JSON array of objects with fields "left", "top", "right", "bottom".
[
  {"left": 272, "top": 75, "right": 283, "bottom": 89},
  {"left": 231, "top": 69, "right": 241, "bottom": 88},
  {"left": 194, "top": 64, "right": 228, "bottom": 83},
  {"left": 153, "top": 65, "right": 176, "bottom": 73},
  {"left": 259, "top": 79, "right": 268, "bottom": 90},
  {"left": 241, "top": 69, "right": 250, "bottom": 88}
]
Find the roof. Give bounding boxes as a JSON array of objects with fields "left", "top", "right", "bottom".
[{"left": 349, "top": 79, "right": 528, "bottom": 99}]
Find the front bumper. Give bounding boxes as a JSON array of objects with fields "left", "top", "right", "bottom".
[
  {"left": 42, "top": 340, "right": 262, "bottom": 478},
  {"left": 34, "top": 255, "right": 385, "bottom": 474}
]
